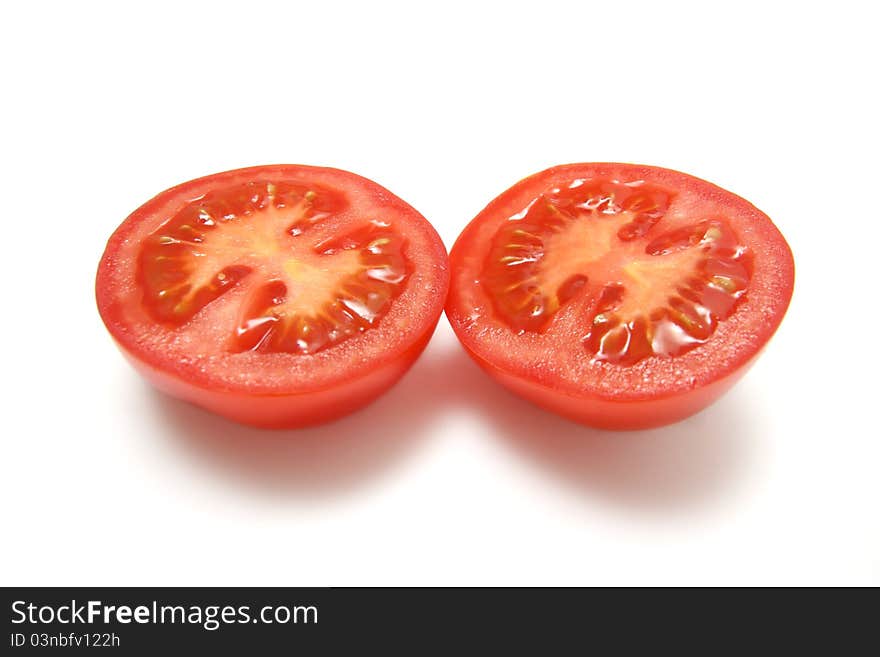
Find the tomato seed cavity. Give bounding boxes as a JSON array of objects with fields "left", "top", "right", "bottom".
[
  {"left": 137, "top": 181, "right": 411, "bottom": 354},
  {"left": 480, "top": 179, "right": 752, "bottom": 364}
]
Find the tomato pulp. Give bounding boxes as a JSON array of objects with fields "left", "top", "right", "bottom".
[
  {"left": 446, "top": 164, "right": 794, "bottom": 429},
  {"left": 97, "top": 165, "right": 449, "bottom": 428}
]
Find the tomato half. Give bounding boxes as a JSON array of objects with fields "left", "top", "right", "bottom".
[
  {"left": 446, "top": 163, "right": 794, "bottom": 430},
  {"left": 96, "top": 165, "right": 448, "bottom": 428}
]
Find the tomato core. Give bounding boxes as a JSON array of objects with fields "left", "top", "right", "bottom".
[
  {"left": 480, "top": 178, "right": 752, "bottom": 366},
  {"left": 138, "top": 181, "right": 411, "bottom": 355}
]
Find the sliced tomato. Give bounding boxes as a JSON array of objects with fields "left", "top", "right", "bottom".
[
  {"left": 446, "top": 163, "right": 794, "bottom": 429},
  {"left": 96, "top": 165, "right": 448, "bottom": 428}
]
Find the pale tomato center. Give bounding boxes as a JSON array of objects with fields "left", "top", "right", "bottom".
[
  {"left": 137, "top": 181, "right": 411, "bottom": 354},
  {"left": 480, "top": 179, "right": 752, "bottom": 365}
]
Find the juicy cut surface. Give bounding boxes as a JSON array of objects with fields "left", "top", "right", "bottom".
[
  {"left": 137, "top": 181, "right": 411, "bottom": 355},
  {"left": 480, "top": 178, "right": 752, "bottom": 366}
]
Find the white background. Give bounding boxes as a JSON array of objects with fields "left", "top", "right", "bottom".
[{"left": 2, "top": 1, "right": 877, "bottom": 586}]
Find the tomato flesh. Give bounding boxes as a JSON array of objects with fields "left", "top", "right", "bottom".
[
  {"left": 138, "top": 180, "right": 410, "bottom": 355},
  {"left": 97, "top": 165, "right": 448, "bottom": 428},
  {"left": 447, "top": 164, "right": 793, "bottom": 430}
]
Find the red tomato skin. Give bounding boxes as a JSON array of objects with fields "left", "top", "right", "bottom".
[
  {"left": 446, "top": 163, "right": 794, "bottom": 430},
  {"left": 460, "top": 340, "right": 757, "bottom": 430},
  {"left": 97, "top": 164, "right": 449, "bottom": 429},
  {"left": 114, "top": 322, "right": 437, "bottom": 428}
]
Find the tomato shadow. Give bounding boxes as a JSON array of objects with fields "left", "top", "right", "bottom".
[
  {"left": 148, "top": 343, "right": 454, "bottom": 500},
  {"left": 444, "top": 348, "right": 759, "bottom": 513},
  {"left": 151, "top": 333, "right": 757, "bottom": 510}
]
